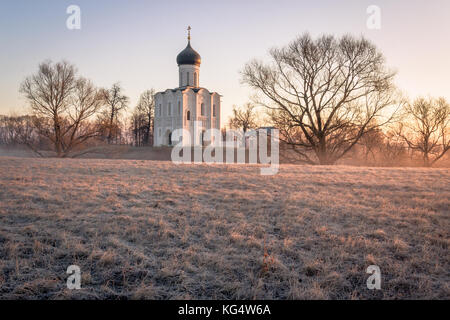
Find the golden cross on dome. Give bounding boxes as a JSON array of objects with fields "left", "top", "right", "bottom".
[{"left": 187, "top": 26, "right": 191, "bottom": 41}]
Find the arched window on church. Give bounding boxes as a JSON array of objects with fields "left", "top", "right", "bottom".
[
  {"left": 186, "top": 110, "right": 191, "bottom": 121},
  {"left": 186, "top": 72, "right": 190, "bottom": 86},
  {"left": 168, "top": 103, "right": 171, "bottom": 116},
  {"left": 201, "top": 103, "right": 205, "bottom": 116},
  {"left": 213, "top": 104, "right": 216, "bottom": 117},
  {"left": 194, "top": 72, "right": 198, "bottom": 87},
  {"left": 178, "top": 101, "right": 181, "bottom": 115}
]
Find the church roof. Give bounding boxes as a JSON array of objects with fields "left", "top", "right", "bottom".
[
  {"left": 176, "top": 41, "right": 201, "bottom": 66},
  {"left": 155, "top": 87, "right": 221, "bottom": 96}
]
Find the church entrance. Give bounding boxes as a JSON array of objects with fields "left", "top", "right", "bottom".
[{"left": 164, "top": 130, "right": 172, "bottom": 146}]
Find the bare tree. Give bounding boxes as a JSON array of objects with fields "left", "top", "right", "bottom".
[
  {"left": 20, "top": 60, "right": 103, "bottom": 157},
  {"left": 228, "top": 103, "right": 259, "bottom": 133},
  {"left": 20, "top": 61, "right": 75, "bottom": 156},
  {"left": 242, "top": 33, "right": 400, "bottom": 165},
  {"left": 130, "top": 108, "right": 146, "bottom": 147},
  {"left": 358, "top": 123, "right": 385, "bottom": 163},
  {"left": 397, "top": 97, "right": 450, "bottom": 166},
  {"left": 136, "top": 89, "right": 155, "bottom": 145},
  {"left": 381, "top": 129, "right": 408, "bottom": 166},
  {"left": 100, "top": 83, "right": 129, "bottom": 144},
  {"left": 61, "top": 78, "right": 104, "bottom": 155}
]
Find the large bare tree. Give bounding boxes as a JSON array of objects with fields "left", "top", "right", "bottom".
[
  {"left": 397, "top": 97, "right": 450, "bottom": 166},
  {"left": 20, "top": 61, "right": 103, "bottom": 157},
  {"left": 242, "top": 34, "right": 400, "bottom": 165}
]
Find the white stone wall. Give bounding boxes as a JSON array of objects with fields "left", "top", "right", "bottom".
[
  {"left": 154, "top": 90, "right": 183, "bottom": 146},
  {"left": 154, "top": 88, "right": 221, "bottom": 147}
]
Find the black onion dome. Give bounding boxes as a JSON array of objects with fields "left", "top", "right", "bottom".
[{"left": 176, "top": 41, "right": 201, "bottom": 66}]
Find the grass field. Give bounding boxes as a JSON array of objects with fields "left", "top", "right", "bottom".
[{"left": 0, "top": 156, "right": 448, "bottom": 299}]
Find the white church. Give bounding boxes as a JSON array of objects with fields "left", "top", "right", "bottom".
[{"left": 153, "top": 27, "right": 221, "bottom": 147}]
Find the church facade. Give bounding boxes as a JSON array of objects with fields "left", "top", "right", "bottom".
[{"left": 153, "top": 28, "right": 221, "bottom": 147}]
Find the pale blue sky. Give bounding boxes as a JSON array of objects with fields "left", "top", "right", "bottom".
[{"left": 1, "top": 0, "right": 449, "bottom": 123}]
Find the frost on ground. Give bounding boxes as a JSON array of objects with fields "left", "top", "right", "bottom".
[{"left": 0, "top": 157, "right": 448, "bottom": 299}]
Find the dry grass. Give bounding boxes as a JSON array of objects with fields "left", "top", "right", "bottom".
[{"left": 0, "top": 156, "right": 448, "bottom": 299}]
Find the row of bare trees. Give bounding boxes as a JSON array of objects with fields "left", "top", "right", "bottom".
[
  {"left": 227, "top": 99, "right": 450, "bottom": 167},
  {"left": 397, "top": 97, "right": 450, "bottom": 166},
  {"left": 0, "top": 115, "right": 43, "bottom": 151},
  {"left": 234, "top": 33, "right": 450, "bottom": 167},
  {"left": 0, "top": 60, "right": 156, "bottom": 157}
]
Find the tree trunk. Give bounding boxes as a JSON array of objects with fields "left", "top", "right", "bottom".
[
  {"left": 316, "top": 136, "right": 334, "bottom": 165},
  {"left": 423, "top": 152, "right": 431, "bottom": 167},
  {"left": 107, "top": 110, "right": 115, "bottom": 144},
  {"left": 54, "top": 115, "right": 62, "bottom": 157}
]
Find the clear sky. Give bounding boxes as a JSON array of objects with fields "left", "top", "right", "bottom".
[{"left": 1, "top": 0, "right": 449, "bottom": 124}]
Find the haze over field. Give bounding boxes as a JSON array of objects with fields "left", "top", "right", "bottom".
[{"left": 0, "top": 157, "right": 448, "bottom": 299}]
